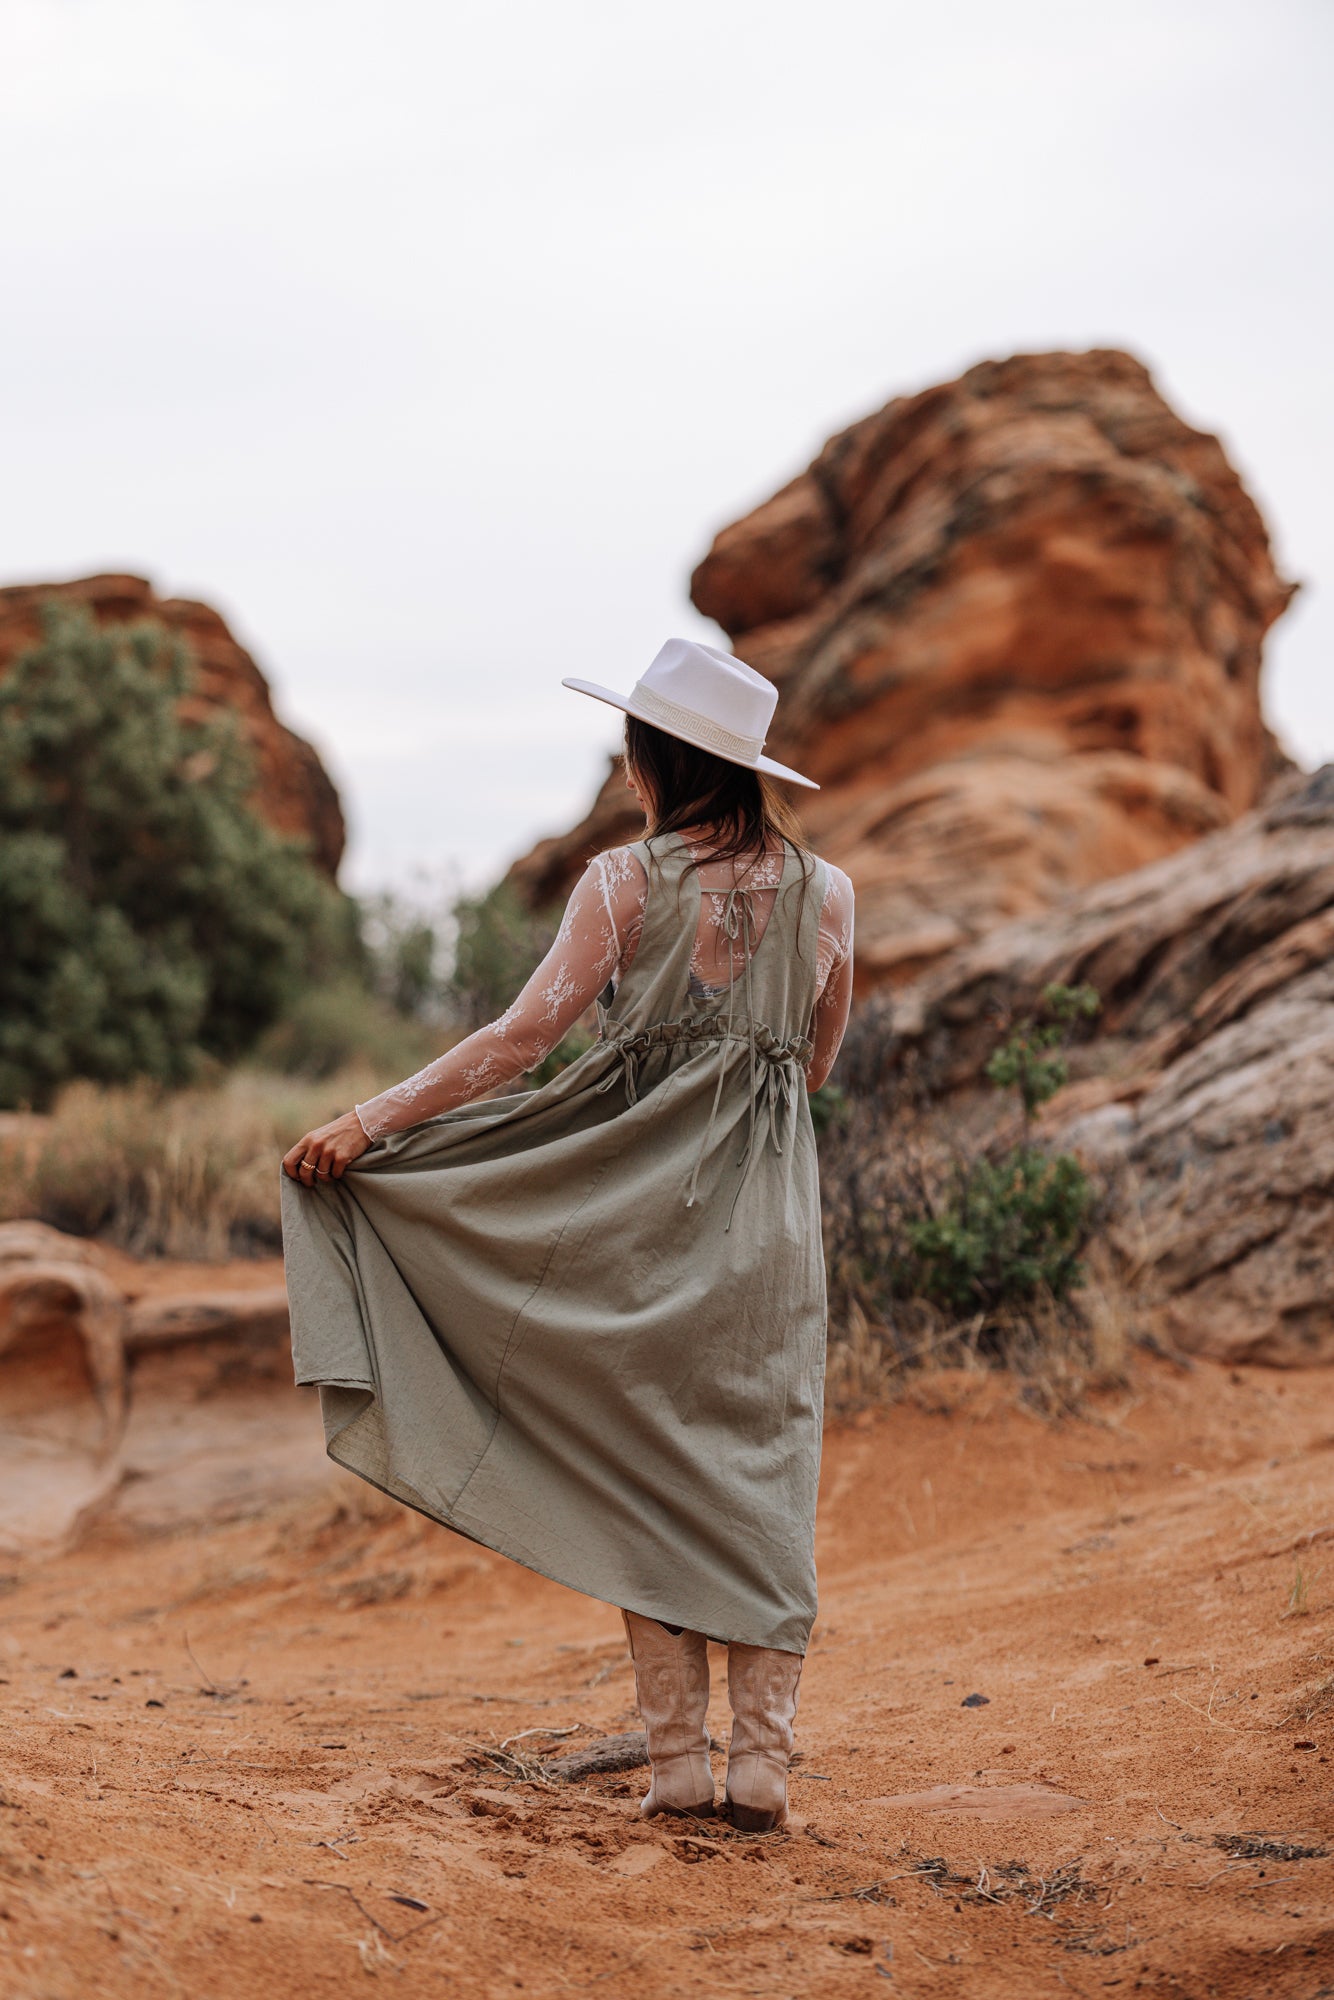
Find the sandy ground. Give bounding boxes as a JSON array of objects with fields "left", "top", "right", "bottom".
[{"left": 3, "top": 1302, "right": 1334, "bottom": 1999}]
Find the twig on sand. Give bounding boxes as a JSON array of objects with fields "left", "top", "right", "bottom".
[
  {"left": 355, "top": 1934, "right": 398, "bottom": 1974},
  {"left": 1169, "top": 1679, "right": 1242, "bottom": 1730},
  {"left": 182, "top": 1630, "right": 218, "bottom": 1693},
  {"left": 1194, "top": 1862, "right": 1251, "bottom": 1889},
  {"left": 972, "top": 1864, "right": 1004, "bottom": 1905},
  {"left": 465, "top": 1740, "right": 559, "bottom": 1783},
  {"left": 500, "top": 1725, "right": 578, "bottom": 1751},
  {"left": 181, "top": 1629, "right": 241, "bottom": 1696},
  {"left": 810, "top": 1879, "right": 897, "bottom": 1904},
  {"left": 302, "top": 1879, "right": 446, "bottom": 1945}
]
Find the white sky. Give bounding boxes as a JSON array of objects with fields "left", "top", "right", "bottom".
[{"left": 3, "top": 0, "right": 1331, "bottom": 893}]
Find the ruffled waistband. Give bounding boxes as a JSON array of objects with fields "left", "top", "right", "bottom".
[{"left": 596, "top": 1015, "right": 813, "bottom": 1229}]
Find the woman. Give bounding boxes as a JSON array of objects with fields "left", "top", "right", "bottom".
[{"left": 282, "top": 638, "right": 854, "bottom": 1831}]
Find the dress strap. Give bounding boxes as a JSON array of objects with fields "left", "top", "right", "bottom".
[{"left": 685, "top": 877, "right": 762, "bottom": 1222}]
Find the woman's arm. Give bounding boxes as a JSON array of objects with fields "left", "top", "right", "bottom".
[
  {"left": 282, "top": 852, "right": 644, "bottom": 1186},
  {"left": 807, "top": 865, "right": 854, "bottom": 1093}
]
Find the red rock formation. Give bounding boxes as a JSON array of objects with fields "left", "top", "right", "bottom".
[
  {"left": 511, "top": 351, "right": 1295, "bottom": 979},
  {"left": 0, "top": 574, "right": 344, "bottom": 877}
]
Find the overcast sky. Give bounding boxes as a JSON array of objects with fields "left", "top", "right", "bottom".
[{"left": 3, "top": 0, "right": 1331, "bottom": 893}]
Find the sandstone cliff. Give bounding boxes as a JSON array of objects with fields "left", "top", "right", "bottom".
[
  {"left": 883, "top": 764, "right": 1334, "bottom": 1367},
  {"left": 511, "top": 351, "right": 1295, "bottom": 979},
  {"left": 0, "top": 574, "right": 344, "bottom": 877}
]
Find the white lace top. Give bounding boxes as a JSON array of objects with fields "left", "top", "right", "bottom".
[{"left": 355, "top": 837, "right": 855, "bottom": 1141}]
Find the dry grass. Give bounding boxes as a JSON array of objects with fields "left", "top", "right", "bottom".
[
  {"left": 1282, "top": 1666, "right": 1334, "bottom": 1727},
  {"left": 0, "top": 1067, "right": 391, "bottom": 1258},
  {"left": 824, "top": 1254, "right": 1134, "bottom": 1419}
]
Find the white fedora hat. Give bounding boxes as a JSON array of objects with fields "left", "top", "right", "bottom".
[{"left": 562, "top": 637, "right": 819, "bottom": 790}]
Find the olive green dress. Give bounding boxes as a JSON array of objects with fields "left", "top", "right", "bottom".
[{"left": 281, "top": 834, "right": 829, "bottom": 1652}]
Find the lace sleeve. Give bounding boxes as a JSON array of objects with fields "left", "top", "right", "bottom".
[
  {"left": 809, "top": 864, "right": 854, "bottom": 1092},
  {"left": 354, "top": 850, "right": 647, "bottom": 1141}
]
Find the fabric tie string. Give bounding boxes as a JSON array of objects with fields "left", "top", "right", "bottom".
[
  {"left": 596, "top": 1036, "right": 644, "bottom": 1107},
  {"left": 599, "top": 1016, "right": 811, "bottom": 1229},
  {"left": 725, "top": 1026, "right": 804, "bottom": 1232}
]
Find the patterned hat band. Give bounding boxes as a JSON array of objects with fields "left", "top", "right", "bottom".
[{"left": 628, "top": 680, "right": 766, "bottom": 764}]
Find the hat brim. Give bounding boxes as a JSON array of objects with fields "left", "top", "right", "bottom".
[{"left": 561, "top": 677, "right": 820, "bottom": 791}]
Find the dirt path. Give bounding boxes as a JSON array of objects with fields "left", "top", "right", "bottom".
[{"left": 2, "top": 1344, "right": 1333, "bottom": 1998}]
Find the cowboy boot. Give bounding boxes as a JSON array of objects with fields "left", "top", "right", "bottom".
[
  {"left": 724, "top": 1643, "right": 803, "bottom": 1832},
  {"left": 621, "top": 1611, "right": 716, "bottom": 1819}
]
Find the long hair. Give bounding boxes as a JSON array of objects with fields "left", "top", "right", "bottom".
[
  {"left": 624, "top": 716, "right": 808, "bottom": 862},
  {"left": 623, "top": 716, "right": 813, "bottom": 906}
]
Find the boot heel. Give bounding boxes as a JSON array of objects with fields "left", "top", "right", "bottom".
[{"left": 727, "top": 1800, "right": 781, "bottom": 1833}]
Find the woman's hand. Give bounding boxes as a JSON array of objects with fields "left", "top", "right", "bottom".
[{"left": 282, "top": 1110, "right": 372, "bottom": 1187}]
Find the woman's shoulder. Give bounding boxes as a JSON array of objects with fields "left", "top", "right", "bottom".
[
  {"left": 801, "top": 849, "right": 853, "bottom": 901},
  {"left": 588, "top": 844, "right": 649, "bottom": 894}
]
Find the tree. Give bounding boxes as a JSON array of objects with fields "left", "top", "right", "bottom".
[{"left": 0, "top": 602, "right": 351, "bottom": 1106}]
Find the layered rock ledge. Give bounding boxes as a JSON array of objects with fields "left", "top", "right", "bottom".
[{"left": 888, "top": 765, "right": 1334, "bottom": 1367}]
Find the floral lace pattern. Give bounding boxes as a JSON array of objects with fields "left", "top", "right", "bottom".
[{"left": 354, "top": 837, "right": 855, "bottom": 1140}]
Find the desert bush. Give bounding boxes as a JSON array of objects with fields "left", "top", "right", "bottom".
[
  {"left": 808, "top": 1082, "right": 849, "bottom": 1137},
  {"left": 820, "top": 984, "right": 1121, "bottom": 1404},
  {"left": 983, "top": 981, "right": 1101, "bottom": 1119},
  {"left": 905, "top": 1146, "right": 1093, "bottom": 1313},
  {"left": 0, "top": 846, "right": 592, "bottom": 1255},
  {"left": 448, "top": 882, "right": 562, "bottom": 1031},
  {"left": 0, "top": 603, "right": 353, "bottom": 1108},
  {"left": 357, "top": 886, "right": 456, "bottom": 1022},
  {"left": 438, "top": 879, "right": 591, "bottom": 1083},
  {"left": 253, "top": 976, "right": 440, "bottom": 1082},
  {"left": 906, "top": 984, "right": 1099, "bottom": 1314},
  {"left": 359, "top": 876, "right": 593, "bottom": 1082}
]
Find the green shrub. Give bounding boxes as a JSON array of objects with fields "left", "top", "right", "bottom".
[
  {"left": 905, "top": 1145, "right": 1094, "bottom": 1312},
  {"left": 448, "top": 883, "right": 561, "bottom": 1031},
  {"left": 254, "top": 976, "right": 440, "bottom": 1082},
  {"left": 984, "top": 981, "right": 1100, "bottom": 1120},
  {"left": 809, "top": 1082, "right": 849, "bottom": 1138},
  {"left": 818, "top": 984, "right": 1114, "bottom": 1394},
  {"left": 357, "top": 888, "right": 454, "bottom": 1022},
  {"left": 0, "top": 603, "right": 352, "bottom": 1108},
  {"left": 904, "top": 985, "right": 1100, "bottom": 1313}
]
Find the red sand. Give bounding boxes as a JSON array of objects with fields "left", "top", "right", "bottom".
[{"left": 2, "top": 1337, "right": 1333, "bottom": 1998}]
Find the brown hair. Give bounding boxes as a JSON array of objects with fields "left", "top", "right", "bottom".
[{"left": 624, "top": 715, "right": 812, "bottom": 883}]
